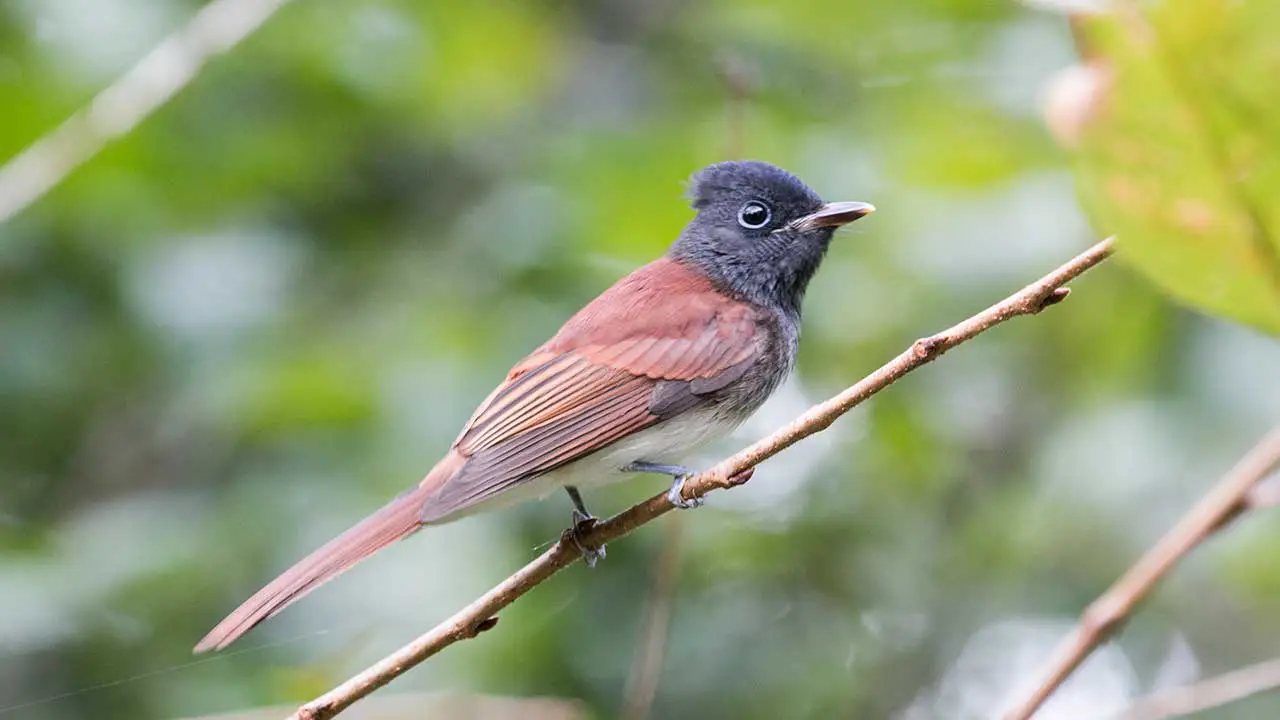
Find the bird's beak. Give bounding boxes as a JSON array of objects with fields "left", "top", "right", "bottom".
[{"left": 791, "top": 201, "right": 876, "bottom": 232}]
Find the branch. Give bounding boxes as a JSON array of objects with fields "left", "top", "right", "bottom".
[
  {"left": 289, "top": 238, "right": 1116, "bottom": 720},
  {"left": 0, "top": 0, "right": 295, "bottom": 226},
  {"left": 1118, "top": 656, "right": 1280, "bottom": 720},
  {"left": 1005, "top": 424, "right": 1280, "bottom": 720}
]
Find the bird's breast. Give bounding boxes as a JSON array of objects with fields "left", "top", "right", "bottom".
[{"left": 703, "top": 304, "right": 798, "bottom": 420}]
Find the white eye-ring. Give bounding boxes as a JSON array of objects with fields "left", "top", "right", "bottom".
[{"left": 737, "top": 201, "right": 771, "bottom": 229}]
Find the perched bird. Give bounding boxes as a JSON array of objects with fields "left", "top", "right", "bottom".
[{"left": 194, "top": 160, "right": 873, "bottom": 652}]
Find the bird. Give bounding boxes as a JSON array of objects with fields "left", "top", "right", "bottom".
[{"left": 194, "top": 160, "right": 873, "bottom": 652}]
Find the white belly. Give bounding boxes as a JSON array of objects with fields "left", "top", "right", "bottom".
[{"left": 427, "top": 406, "right": 741, "bottom": 523}]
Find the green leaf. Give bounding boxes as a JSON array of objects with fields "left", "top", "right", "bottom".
[{"left": 1072, "top": 0, "right": 1280, "bottom": 334}]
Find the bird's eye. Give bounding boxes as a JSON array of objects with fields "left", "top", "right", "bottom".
[{"left": 737, "top": 201, "right": 772, "bottom": 229}]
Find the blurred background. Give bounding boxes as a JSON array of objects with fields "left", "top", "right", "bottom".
[{"left": 1, "top": 0, "right": 1278, "bottom": 718}]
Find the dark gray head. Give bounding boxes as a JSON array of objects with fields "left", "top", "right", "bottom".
[{"left": 668, "top": 160, "right": 873, "bottom": 316}]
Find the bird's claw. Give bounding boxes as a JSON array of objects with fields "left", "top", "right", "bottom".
[
  {"left": 568, "top": 510, "right": 606, "bottom": 568},
  {"left": 666, "top": 475, "right": 705, "bottom": 510}
]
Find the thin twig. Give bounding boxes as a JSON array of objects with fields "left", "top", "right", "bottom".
[
  {"left": 621, "top": 518, "right": 686, "bottom": 720},
  {"left": 1117, "top": 656, "right": 1280, "bottom": 720},
  {"left": 1005, "top": 425, "right": 1280, "bottom": 720},
  {"left": 289, "top": 238, "right": 1116, "bottom": 720},
  {"left": 0, "top": 0, "right": 295, "bottom": 225}
]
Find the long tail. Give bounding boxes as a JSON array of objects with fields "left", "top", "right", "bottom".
[{"left": 194, "top": 459, "right": 458, "bottom": 653}]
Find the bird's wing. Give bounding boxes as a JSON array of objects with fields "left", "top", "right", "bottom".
[
  {"left": 195, "top": 257, "right": 759, "bottom": 652},
  {"left": 426, "top": 257, "right": 761, "bottom": 517}
]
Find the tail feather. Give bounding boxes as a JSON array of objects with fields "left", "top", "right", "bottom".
[{"left": 194, "top": 482, "right": 435, "bottom": 653}]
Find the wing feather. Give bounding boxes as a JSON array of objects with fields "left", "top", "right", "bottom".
[
  {"left": 427, "top": 373, "right": 653, "bottom": 515},
  {"left": 463, "top": 356, "right": 619, "bottom": 452}
]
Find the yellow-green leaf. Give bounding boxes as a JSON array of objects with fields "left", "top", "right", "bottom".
[{"left": 1072, "top": 0, "right": 1280, "bottom": 334}]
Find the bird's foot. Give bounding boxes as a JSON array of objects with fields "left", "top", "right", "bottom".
[
  {"left": 665, "top": 474, "right": 705, "bottom": 510},
  {"left": 568, "top": 508, "right": 606, "bottom": 568},
  {"left": 623, "top": 461, "right": 708, "bottom": 510}
]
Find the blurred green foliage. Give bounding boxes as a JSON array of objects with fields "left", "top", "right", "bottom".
[{"left": 0, "top": 1, "right": 1277, "bottom": 719}]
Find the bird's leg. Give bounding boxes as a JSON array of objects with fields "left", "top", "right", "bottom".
[
  {"left": 564, "top": 485, "right": 605, "bottom": 568},
  {"left": 623, "top": 461, "right": 705, "bottom": 510},
  {"left": 565, "top": 485, "right": 593, "bottom": 521}
]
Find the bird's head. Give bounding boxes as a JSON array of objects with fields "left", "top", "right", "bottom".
[{"left": 670, "top": 160, "right": 874, "bottom": 314}]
